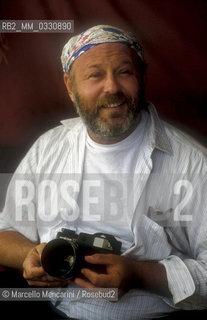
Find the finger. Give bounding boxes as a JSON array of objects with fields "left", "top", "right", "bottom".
[
  {"left": 26, "top": 279, "right": 51, "bottom": 287},
  {"left": 81, "top": 268, "right": 112, "bottom": 287},
  {"left": 46, "top": 277, "right": 71, "bottom": 287},
  {"left": 84, "top": 254, "right": 114, "bottom": 265},
  {"left": 26, "top": 279, "right": 68, "bottom": 287},
  {"left": 27, "top": 273, "right": 69, "bottom": 284},
  {"left": 74, "top": 277, "right": 95, "bottom": 289}
]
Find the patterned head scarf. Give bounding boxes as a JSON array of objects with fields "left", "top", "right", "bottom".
[{"left": 61, "top": 25, "right": 144, "bottom": 72}]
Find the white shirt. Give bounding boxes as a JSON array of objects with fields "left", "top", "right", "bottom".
[{"left": 0, "top": 103, "right": 207, "bottom": 319}]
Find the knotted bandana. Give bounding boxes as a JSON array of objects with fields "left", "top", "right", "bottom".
[{"left": 61, "top": 25, "right": 143, "bottom": 72}]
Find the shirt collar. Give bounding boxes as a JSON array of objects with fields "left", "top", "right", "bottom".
[
  {"left": 147, "top": 102, "right": 173, "bottom": 155},
  {"left": 61, "top": 117, "right": 81, "bottom": 129}
]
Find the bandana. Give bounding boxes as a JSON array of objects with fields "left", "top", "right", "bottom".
[{"left": 61, "top": 25, "right": 144, "bottom": 72}]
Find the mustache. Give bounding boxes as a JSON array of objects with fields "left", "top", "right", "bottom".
[{"left": 95, "top": 92, "right": 134, "bottom": 109}]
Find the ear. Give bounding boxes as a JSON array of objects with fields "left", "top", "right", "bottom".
[{"left": 63, "top": 73, "right": 75, "bottom": 102}]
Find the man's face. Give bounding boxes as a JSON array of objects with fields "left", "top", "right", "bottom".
[{"left": 65, "top": 43, "right": 144, "bottom": 142}]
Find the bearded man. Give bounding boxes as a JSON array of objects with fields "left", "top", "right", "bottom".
[{"left": 0, "top": 25, "right": 207, "bottom": 320}]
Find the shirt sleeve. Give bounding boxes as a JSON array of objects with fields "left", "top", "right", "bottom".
[
  {"left": 0, "top": 136, "right": 41, "bottom": 242},
  {"left": 159, "top": 256, "right": 195, "bottom": 305},
  {"left": 0, "top": 124, "right": 71, "bottom": 242},
  {"left": 160, "top": 169, "right": 207, "bottom": 309},
  {"left": 160, "top": 255, "right": 207, "bottom": 308}
]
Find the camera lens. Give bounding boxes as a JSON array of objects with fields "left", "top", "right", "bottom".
[{"left": 41, "top": 238, "right": 77, "bottom": 279}]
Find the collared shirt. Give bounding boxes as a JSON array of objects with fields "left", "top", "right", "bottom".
[{"left": 0, "top": 103, "right": 207, "bottom": 319}]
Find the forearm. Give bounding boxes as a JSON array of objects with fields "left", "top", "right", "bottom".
[{"left": 0, "top": 231, "right": 37, "bottom": 272}]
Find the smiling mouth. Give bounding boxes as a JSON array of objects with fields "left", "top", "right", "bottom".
[{"left": 100, "top": 101, "right": 126, "bottom": 108}]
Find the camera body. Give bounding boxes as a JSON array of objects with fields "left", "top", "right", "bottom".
[{"left": 41, "top": 228, "right": 122, "bottom": 279}]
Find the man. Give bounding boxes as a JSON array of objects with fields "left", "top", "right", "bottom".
[{"left": 0, "top": 25, "right": 207, "bottom": 320}]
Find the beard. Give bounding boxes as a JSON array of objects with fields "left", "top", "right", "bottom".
[{"left": 72, "top": 87, "right": 145, "bottom": 139}]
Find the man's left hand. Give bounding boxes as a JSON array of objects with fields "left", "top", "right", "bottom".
[{"left": 74, "top": 254, "right": 135, "bottom": 290}]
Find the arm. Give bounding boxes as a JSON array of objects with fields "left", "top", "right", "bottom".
[
  {"left": 0, "top": 230, "right": 69, "bottom": 287},
  {"left": 75, "top": 253, "right": 171, "bottom": 298},
  {"left": 0, "top": 231, "right": 36, "bottom": 271}
]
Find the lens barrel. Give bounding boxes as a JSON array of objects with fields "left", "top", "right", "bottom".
[{"left": 41, "top": 238, "right": 81, "bottom": 279}]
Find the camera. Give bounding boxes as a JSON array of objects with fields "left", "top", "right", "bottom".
[{"left": 41, "top": 228, "right": 122, "bottom": 279}]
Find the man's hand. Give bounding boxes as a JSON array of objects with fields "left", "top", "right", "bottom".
[
  {"left": 74, "top": 254, "right": 134, "bottom": 291},
  {"left": 23, "top": 243, "right": 69, "bottom": 287},
  {"left": 74, "top": 253, "right": 171, "bottom": 298}
]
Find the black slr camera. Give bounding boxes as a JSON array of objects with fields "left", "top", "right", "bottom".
[{"left": 41, "top": 228, "right": 122, "bottom": 279}]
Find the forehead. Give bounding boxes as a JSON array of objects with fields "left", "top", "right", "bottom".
[{"left": 71, "top": 43, "right": 137, "bottom": 72}]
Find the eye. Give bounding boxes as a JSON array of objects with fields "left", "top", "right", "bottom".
[
  {"left": 88, "top": 72, "right": 102, "bottom": 79},
  {"left": 119, "top": 69, "right": 133, "bottom": 75}
]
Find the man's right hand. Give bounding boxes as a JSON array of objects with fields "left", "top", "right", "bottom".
[{"left": 23, "top": 243, "right": 69, "bottom": 287}]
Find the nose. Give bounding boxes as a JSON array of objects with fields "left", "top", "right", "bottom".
[{"left": 103, "top": 72, "right": 120, "bottom": 94}]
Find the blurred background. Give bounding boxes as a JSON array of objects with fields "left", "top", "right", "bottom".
[{"left": 0, "top": 0, "right": 207, "bottom": 174}]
